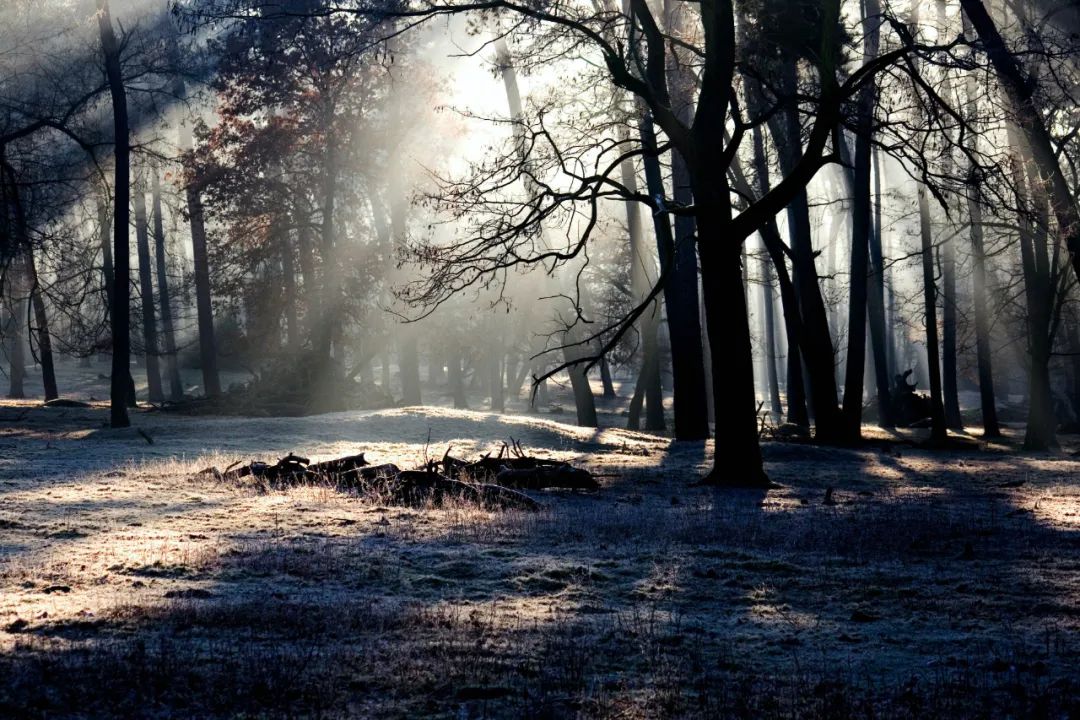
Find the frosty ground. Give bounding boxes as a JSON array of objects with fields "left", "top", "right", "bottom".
[{"left": 0, "top": 377, "right": 1078, "bottom": 717}]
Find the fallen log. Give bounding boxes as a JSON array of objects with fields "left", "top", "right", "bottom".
[
  {"left": 308, "top": 453, "right": 370, "bottom": 476},
  {"left": 43, "top": 398, "right": 92, "bottom": 408},
  {"left": 336, "top": 463, "right": 401, "bottom": 489},
  {"left": 205, "top": 452, "right": 541, "bottom": 510},
  {"left": 494, "top": 466, "right": 599, "bottom": 491}
]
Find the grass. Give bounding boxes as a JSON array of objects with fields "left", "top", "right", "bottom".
[{"left": 0, "top": 403, "right": 1078, "bottom": 718}]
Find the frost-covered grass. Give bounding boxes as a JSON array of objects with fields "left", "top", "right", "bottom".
[{"left": 0, "top": 376, "right": 1078, "bottom": 717}]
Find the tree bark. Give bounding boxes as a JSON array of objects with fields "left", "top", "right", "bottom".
[
  {"left": 133, "top": 173, "right": 164, "bottom": 403},
  {"left": 840, "top": 0, "right": 882, "bottom": 440},
  {"left": 961, "top": 0, "right": 1080, "bottom": 288},
  {"left": 659, "top": 0, "right": 711, "bottom": 441},
  {"left": 5, "top": 255, "right": 26, "bottom": 399},
  {"left": 766, "top": 60, "right": 843, "bottom": 442},
  {"left": 151, "top": 171, "right": 184, "bottom": 401},
  {"left": 99, "top": 0, "right": 131, "bottom": 427},
  {"left": 170, "top": 31, "right": 220, "bottom": 398},
  {"left": 867, "top": 148, "right": 893, "bottom": 427},
  {"left": 27, "top": 251, "right": 57, "bottom": 401},
  {"left": 760, "top": 238, "right": 783, "bottom": 420},
  {"left": 918, "top": 186, "right": 948, "bottom": 444}
]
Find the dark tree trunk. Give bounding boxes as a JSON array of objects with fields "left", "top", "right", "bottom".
[
  {"left": 292, "top": 198, "right": 319, "bottom": 338},
  {"left": 697, "top": 208, "right": 768, "bottom": 487},
  {"left": 97, "top": 193, "right": 134, "bottom": 403},
  {"left": 745, "top": 124, "right": 809, "bottom": 428},
  {"left": 99, "top": 0, "right": 131, "bottom": 427},
  {"left": 599, "top": 354, "right": 616, "bottom": 398},
  {"left": 918, "top": 186, "right": 948, "bottom": 445},
  {"left": 5, "top": 256, "right": 26, "bottom": 399},
  {"left": 133, "top": 175, "right": 163, "bottom": 404},
  {"left": 760, "top": 242, "right": 783, "bottom": 420},
  {"left": 840, "top": 0, "right": 881, "bottom": 441},
  {"left": 151, "top": 172, "right": 184, "bottom": 401},
  {"left": 620, "top": 129, "right": 664, "bottom": 432},
  {"left": 961, "top": 0, "right": 1080, "bottom": 288},
  {"left": 170, "top": 30, "right": 220, "bottom": 399},
  {"left": 867, "top": 148, "right": 893, "bottom": 427},
  {"left": 4, "top": 165, "right": 57, "bottom": 401},
  {"left": 186, "top": 174, "right": 219, "bottom": 397},
  {"left": 657, "top": 9, "right": 711, "bottom": 441},
  {"left": 959, "top": 12, "right": 1000, "bottom": 438},
  {"left": 1009, "top": 127, "right": 1058, "bottom": 451},
  {"left": 767, "top": 61, "right": 843, "bottom": 442},
  {"left": 27, "top": 252, "right": 57, "bottom": 401}
]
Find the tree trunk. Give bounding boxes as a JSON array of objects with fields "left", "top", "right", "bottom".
[
  {"left": 619, "top": 127, "right": 664, "bottom": 431},
  {"left": 918, "top": 186, "right": 948, "bottom": 445},
  {"left": 867, "top": 148, "right": 893, "bottom": 427},
  {"left": 27, "top": 252, "right": 58, "bottom": 401},
  {"left": 697, "top": 210, "right": 768, "bottom": 487},
  {"left": 958, "top": 12, "right": 1000, "bottom": 437},
  {"left": 659, "top": 3, "right": 711, "bottom": 441},
  {"left": 133, "top": 174, "right": 164, "bottom": 404},
  {"left": 599, "top": 354, "right": 616, "bottom": 398},
  {"left": 4, "top": 165, "right": 57, "bottom": 401},
  {"left": 840, "top": 0, "right": 881, "bottom": 441},
  {"left": 99, "top": 0, "right": 131, "bottom": 427},
  {"left": 745, "top": 124, "right": 809, "bottom": 428},
  {"left": 760, "top": 239, "right": 783, "bottom": 420},
  {"left": 961, "top": 0, "right": 1080, "bottom": 288},
  {"left": 767, "top": 61, "right": 843, "bottom": 442},
  {"left": 151, "top": 172, "right": 184, "bottom": 401},
  {"left": 389, "top": 191, "right": 422, "bottom": 405},
  {"left": 170, "top": 31, "right": 220, "bottom": 399},
  {"left": 279, "top": 220, "right": 300, "bottom": 351},
  {"left": 5, "top": 256, "right": 26, "bottom": 399}
]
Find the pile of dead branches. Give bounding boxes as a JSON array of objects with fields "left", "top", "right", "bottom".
[{"left": 197, "top": 440, "right": 600, "bottom": 511}]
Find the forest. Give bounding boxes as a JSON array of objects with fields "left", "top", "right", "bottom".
[{"left": 0, "top": 0, "right": 1078, "bottom": 717}]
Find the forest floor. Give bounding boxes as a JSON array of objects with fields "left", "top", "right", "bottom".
[{"left": 0, "top": 369, "right": 1078, "bottom": 718}]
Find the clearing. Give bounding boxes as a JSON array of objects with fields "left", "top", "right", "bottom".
[{"left": 0, "top": 399, "right": 1078, "bottom": 718}]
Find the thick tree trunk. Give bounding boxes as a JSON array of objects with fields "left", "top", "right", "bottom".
[
  {"left": 659, "top": 6, "right": 711, "bottom": 441},
  {"left": 151, "top": 172, "right": 184, "bottom": 401},
  {"left": 767, "top": 62, "right": 843, "bottom": 442},
  {"left": 697, "top": 214, "right": 768, "bottom": 487},
  {"left": 99, "top": 0, "right": 131, "bottom": 427},
  {"left": 599, "top": 354, "right": 616, "bottom": 398},
  {"left": 133, "top": 175, "right": 163, "bottom": 404},
  {"left": 918, "top": 186, "right": 948, "bottom": 444}
]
